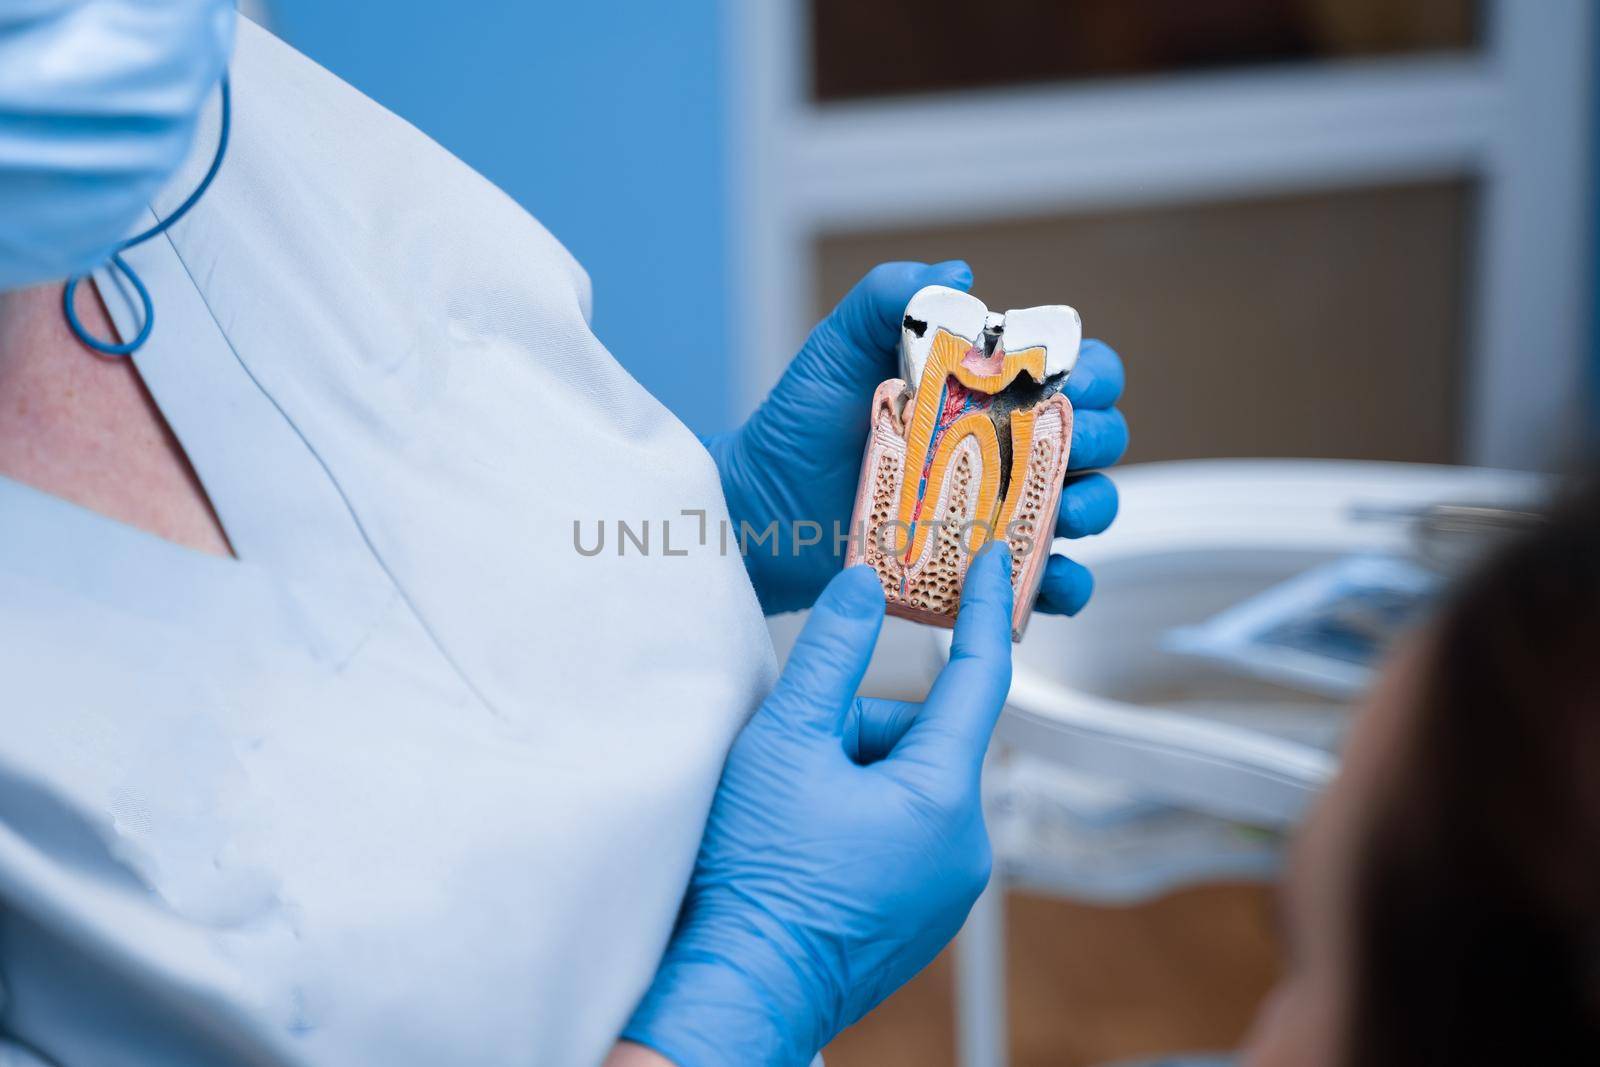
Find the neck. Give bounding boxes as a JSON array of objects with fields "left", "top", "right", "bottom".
[
  {"left": 0, "top": 282, "right": 100, "bottom": 476},
  {"left": 0, "top": 284, "right": 68, "bottom": 382},
  {"left": 0, "top": 280, "right": 233, "bottom": 557}
]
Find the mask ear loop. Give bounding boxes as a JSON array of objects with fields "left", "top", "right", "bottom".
[{"left": 63, "top": 76, "right": 232, "bottom": 357}]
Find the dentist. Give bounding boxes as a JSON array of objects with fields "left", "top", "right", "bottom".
[{"left": 0, "top": 5, "right": 1125, "bottom": 1066}]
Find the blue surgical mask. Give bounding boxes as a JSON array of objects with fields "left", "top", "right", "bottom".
[{"left": 0, "top": 0, "right": 236, "bottom": 292}]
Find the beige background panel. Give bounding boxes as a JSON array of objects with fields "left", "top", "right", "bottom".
[{"left": 817, "top": 180, "right": 1474, "bottom": 465}]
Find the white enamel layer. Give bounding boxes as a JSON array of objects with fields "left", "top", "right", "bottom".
[
  {"left": 899, "top": 285, "right": 1083, "bottom": 391},
  {"left": 900, "top": 285, "right": 987, "bottom": 387},
  {"left": 1002, "top": 304, "right": 1082, "bottom": 378}
]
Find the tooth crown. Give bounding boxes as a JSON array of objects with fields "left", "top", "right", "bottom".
[
  {"left": 998, "top": 303, "right": 1081, "bottom": 379},
  {"left": 899, "top": 285, "right": 1081, "bottom": 393},
  {"left": 899, "top": 286, "right": 987, "bottom": 387}
]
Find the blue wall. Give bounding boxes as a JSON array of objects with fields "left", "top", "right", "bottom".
[{"left": 267, "top": 0, "right": 734, "bottom": 435}]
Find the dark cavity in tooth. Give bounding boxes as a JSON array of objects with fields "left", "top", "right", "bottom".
[{"left": 986, "top": 370, "right": 1068, "bottom": 502}]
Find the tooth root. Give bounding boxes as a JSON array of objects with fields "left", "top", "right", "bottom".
[
  {"left": 900, "top": 285, "right": 988, "bottom": 390},
  {"left": 1001, "top": 305, "right": 1082, "bottom": 378}
]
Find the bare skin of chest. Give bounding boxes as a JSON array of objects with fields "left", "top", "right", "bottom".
[{"left": 0, "top": 283, "right": 231, "bottom": 558}]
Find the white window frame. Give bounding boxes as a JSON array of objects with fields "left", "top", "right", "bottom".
[{"left": 728, "top": 0, "right": 1594, "bottom": 471}]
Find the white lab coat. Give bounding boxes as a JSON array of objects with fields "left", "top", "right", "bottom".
[{"left": 0, "top": 17, "right": 775, "bottom": 1065}]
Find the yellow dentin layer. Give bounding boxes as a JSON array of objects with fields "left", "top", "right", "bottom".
[{"left": 896, "top": 329, "right": 1049, "bottom": 565}]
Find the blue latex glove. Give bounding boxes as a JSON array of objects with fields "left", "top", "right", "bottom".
[
  {"left": 624, "top": 548, "right": 1016, "bottom": 1066},
  {"left": 707, "top": 261, "right": 1128, "bottom": 614}
]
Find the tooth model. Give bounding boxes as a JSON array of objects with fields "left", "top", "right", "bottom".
[{"left": 845, "top": 286, "right": 1080, "bottom": 640}]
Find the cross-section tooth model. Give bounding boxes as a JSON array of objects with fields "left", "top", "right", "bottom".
[{"left": 845, "top": 286, "right": 1080, "bottom": 640}]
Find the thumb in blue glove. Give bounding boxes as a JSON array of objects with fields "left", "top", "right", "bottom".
[{"left": 623, "top": 546, "right": 1016, "bottom": 1067}]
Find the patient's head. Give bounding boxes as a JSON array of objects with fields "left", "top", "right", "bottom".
[{"left": 1244, "top": 476, "right": 1600, "bottom": 1066}]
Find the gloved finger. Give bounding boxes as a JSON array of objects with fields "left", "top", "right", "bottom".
[
  {"left": 1062, "top": 339, "right": 1125, "bottom": 411},
  {"left": 895, "top": 546, "right": 1014, "bottom": 771},
  {"left": 762, "top": 565, "right": 887, "bottom": 734},
  {"left": 1068, "top": 408, "right": 1129, "bottom": 471},
  {"left": 1055, "top": 473, "right": 1119, "bottom": 539},
  {"left": 797, "top": 260, "right": 974, "bottom": 396},
  {"left": 843, "top": 697, "right": 922, "bottom": 765},
  {"left": 1033, "top": 554, "right": 1094, "bottom": 616}
]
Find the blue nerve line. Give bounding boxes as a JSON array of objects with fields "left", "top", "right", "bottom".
[{"left": 63, "top": 76, "right": 232, "bottom": 357}]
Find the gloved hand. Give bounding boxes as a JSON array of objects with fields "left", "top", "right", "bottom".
[
  {"left": 623, "top": 548, "right": 1015, "bottom": 1067},
  {"left": 707, "top": 261, "right": 1128, "bottom": 614}
]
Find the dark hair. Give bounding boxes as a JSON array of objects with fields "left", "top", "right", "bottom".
[{"left": 1348, "top": 475, "right": 1600, "bottom": 1064}]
